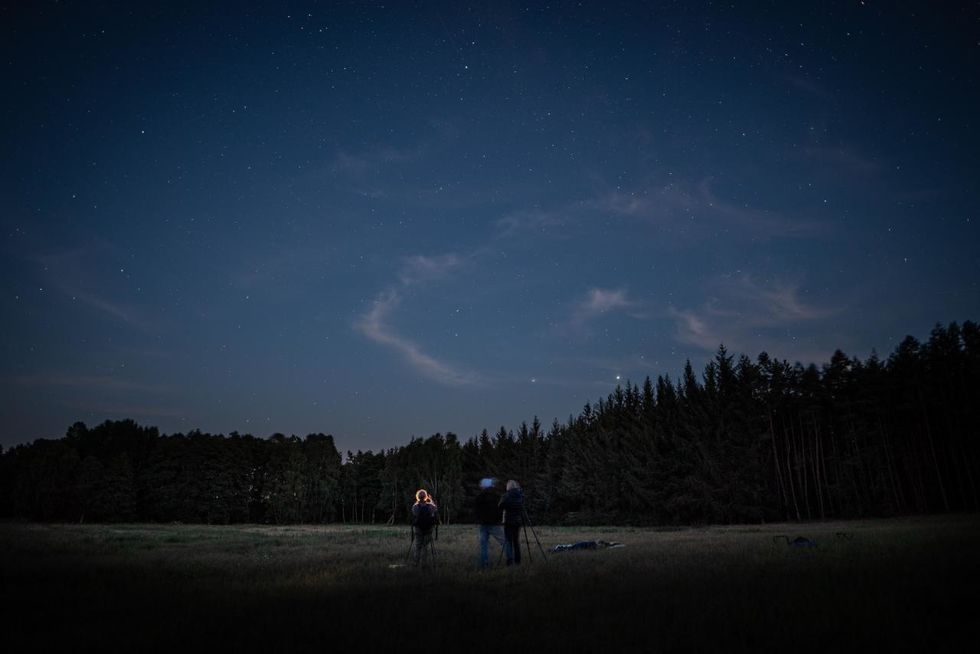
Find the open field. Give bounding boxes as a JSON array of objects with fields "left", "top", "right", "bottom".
[{"left": 2, "top": 516, "right": 978, "bottom": 652}]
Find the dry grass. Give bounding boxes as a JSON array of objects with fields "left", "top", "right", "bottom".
[{"left": 1, "top": 515, "right": 977, "bottom": 652}]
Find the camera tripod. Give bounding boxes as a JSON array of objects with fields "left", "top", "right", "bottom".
[
  {"left": 497, "top": 507, "right": 548, "bottom": 565},
  {"left": 406, "top": 525, "right": 438, "bottom": 567}
]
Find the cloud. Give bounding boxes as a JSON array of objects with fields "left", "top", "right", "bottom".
[
  {"left": 323, "top": 146, "right": 422, "bottom": 199},
  {"left": 596, "top": 188, "right": 692, "bottom": 218},
  {"left": 716, "top": 274, "right": 836, "bottom": 325},
  {"left": 784, "top": 74, "right": 832, "bottom": 100},
  {"left": 494, "top": 209, "right": 567, "bottom": 238},
  {"left": 354, "top": 290, "right": 480, "bottom": 386},
  {"left": 564, "top": 287, "right": 646, "bottom": 336},
  {"left": 355, "top": 252, "right": 480, "bottom": 385},
  {"left": 668, "top": 274, "right": 840, "bottom": 361},
  {"left": 330, "top": 147, "right": 418, "bottom": 176},
  {"left": 398, "top": 254, "right": 462, "bottom": 286},
  {"left": 668, "top": 307, "right": 724, "bottom": 350},
  {"left": 593, "top": 178, "right": 821, "bottom": 237},
  {"left": 577, "top": 288, "right": 635, "bottom": 318},
  {"left": 66, "top": 289, "right": 157, "bottom": 333},
  {"left": 231, "top": 243, "right": 333, "bottom": 291},
  {"left": 802, "top": 146, "right": 881, "bottom": 177},
  {"left": 34, "top": 247, "right": 158, "bottom": 334}
]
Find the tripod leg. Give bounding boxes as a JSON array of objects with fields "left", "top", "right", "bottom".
[
  {"left": 530, "top": 525, "right": 547, "bottom": 559},
  {"left": 522, "top": 522, "right": 532, "bottom": 564},
  {"left": 523, "top": 509, "right": 549, "bottom": 561}
]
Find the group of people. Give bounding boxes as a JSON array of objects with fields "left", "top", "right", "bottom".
[
  {"left": 475, "top": 478, "right": 524, "bottom": 567},
  {"left": 408, "top": 478, "right": 526, "bottom": 568}
]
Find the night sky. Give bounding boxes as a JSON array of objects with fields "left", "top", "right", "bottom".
[{"left": 2, "top": 1, "right": 978, "bottom": 452}]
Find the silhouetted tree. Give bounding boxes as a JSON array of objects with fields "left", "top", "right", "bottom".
[{"left": 2, "top": 321, "right": 977, "bottom": 525}]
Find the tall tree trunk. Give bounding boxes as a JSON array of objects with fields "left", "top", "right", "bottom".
[
  {"left": 962, "top": 444, "right": 979, "bottom": 511},
  {"left": 904, "top": 428, "right": 927, "bottom": 513},
  {"left": 878, "top": 419, "right": 904, "bottom": 513},
  {"left": 792, "top": 416, "right": 811, "bottom": 520},
  {"left": 821, "top": 423, "right": 838, "bottom": 516},
  {"left": 847, "top": 420, "right": 868, "bottom": 517},
  {"left": 829, "top": 426, "right": 851, "bottom": 516},
  {"left": 783, "top": 416, "right": 801, "bottom": 522},
  {"left": 919, "top": 394, "right": 950, "bottom": 511},
  {"left": 769, "top": 413, "right": 789, "bottom": 519},
  {"left": 811, "top": 416, "right": 825, "bottom": 520}
]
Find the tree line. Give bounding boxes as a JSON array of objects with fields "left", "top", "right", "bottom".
[{"left": 1, "top": 321, "right": 977, "bottom": 525}]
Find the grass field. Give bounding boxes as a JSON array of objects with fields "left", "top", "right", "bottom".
[{"left": 2, "top": 515, "right": 978, "bottom": 652}]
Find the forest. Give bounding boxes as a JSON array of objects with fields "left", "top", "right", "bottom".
[{"left": 1, "top": 321, "right": 977, "bottom": 526}]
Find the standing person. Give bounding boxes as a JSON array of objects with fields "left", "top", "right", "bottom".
[
  {"left": 410, "top": 489, "right": 438, "bottom": 566},
  {"left": 498, "top": 480, "right": 524, "bottom": 566},
  {"left": 474, "top": 478, "right": 505, "bottom": 568}
]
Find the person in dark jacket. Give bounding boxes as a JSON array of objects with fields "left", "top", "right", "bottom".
[
  {"left": 474, "top": 478, "right": 504, "bottom": 568},
  {"left": 498, "top": 480, "right": 524, "bottom": 565},
  {"left": 410, "top": 489, "right": 438, "bottom": 566}
]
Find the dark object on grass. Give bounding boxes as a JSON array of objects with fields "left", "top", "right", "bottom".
[
  {"left": 836, "top": 531, "right": 854, "bottom": 540},
  {"left": 773, "top": 535, "right": 817, "bottom": 548},
  {"left": 551, "top": 539, "right": 625, "bottom": 553}
]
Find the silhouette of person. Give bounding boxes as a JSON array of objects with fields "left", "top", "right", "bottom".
[
  {"left": 474, "top": 477, "right": 504, "bottom": 568},
  {"left": 410, "top": 489, "right": 438, "bottom": 565},
  {"left": 498, "top": 480, "right": 524, "bottom": 565}
]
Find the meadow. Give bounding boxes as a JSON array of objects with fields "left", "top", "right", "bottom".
[{"left": 2, "top": 515, "right": 977, "bottom": 652}]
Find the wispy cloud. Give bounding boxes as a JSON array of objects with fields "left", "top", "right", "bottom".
[
  {"left": 66, "top": 289, "right": 157, "bottom": 333},
  {"left": 668, "top": 307, "right": 724, "bottom": 350},
  {"left": 494, "top": 209, "right": 568, "bottom": 238},
  {"left": 576, "top": 287, "right": 636, "bottom": 318},
  {"left": 324, "top": 146, "right": 423, "bottom": 199},
  {"left": 593, "top": 178, "right": 821, "bottom": 237},
  {"left": 668, "top": 274, "right": 840, "bottom": 361},
  {"left": 330, "top": 147, "right": 419, "bottom": 176},
  {"left": 398, "top": 253, "right": 462, "bottom": 286},
  {"left": 33, "top": 248, "right": 159, "bottom": 334},
  {"left": 784, "top": 74, "right": 832, "bottom": 101},
  {"left": 802, "top": 146, "right": 881, "bottom": 177},
  {"left": 231, "top": 243, "right": 333, "bottom": 291},
  {"left": 354, "top": 252, "right": 481, "bottom": 386},
  {"left": 564, "top": 287, "right": 647, "bottom": 336},
  {"left": 354, "top": 290, "right": 480, "bottom": 386},
  {"left": 710, "top": 274, "right": 837, "bottom": 326}
]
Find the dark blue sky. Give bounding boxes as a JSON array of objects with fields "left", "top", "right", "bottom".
[{"left": 2, "top": 1, "right": 978, "bottom": 452}]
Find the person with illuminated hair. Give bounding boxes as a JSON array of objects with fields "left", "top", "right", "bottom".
[
  {"left": 474, "top": 477, "right": 504, "bottom": 568},
  {"left": 410, "top": 489, "right": 439, "bottom": 566},
  {"left": 498, "top": 479, "right": 524, "bottom": 565}
]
